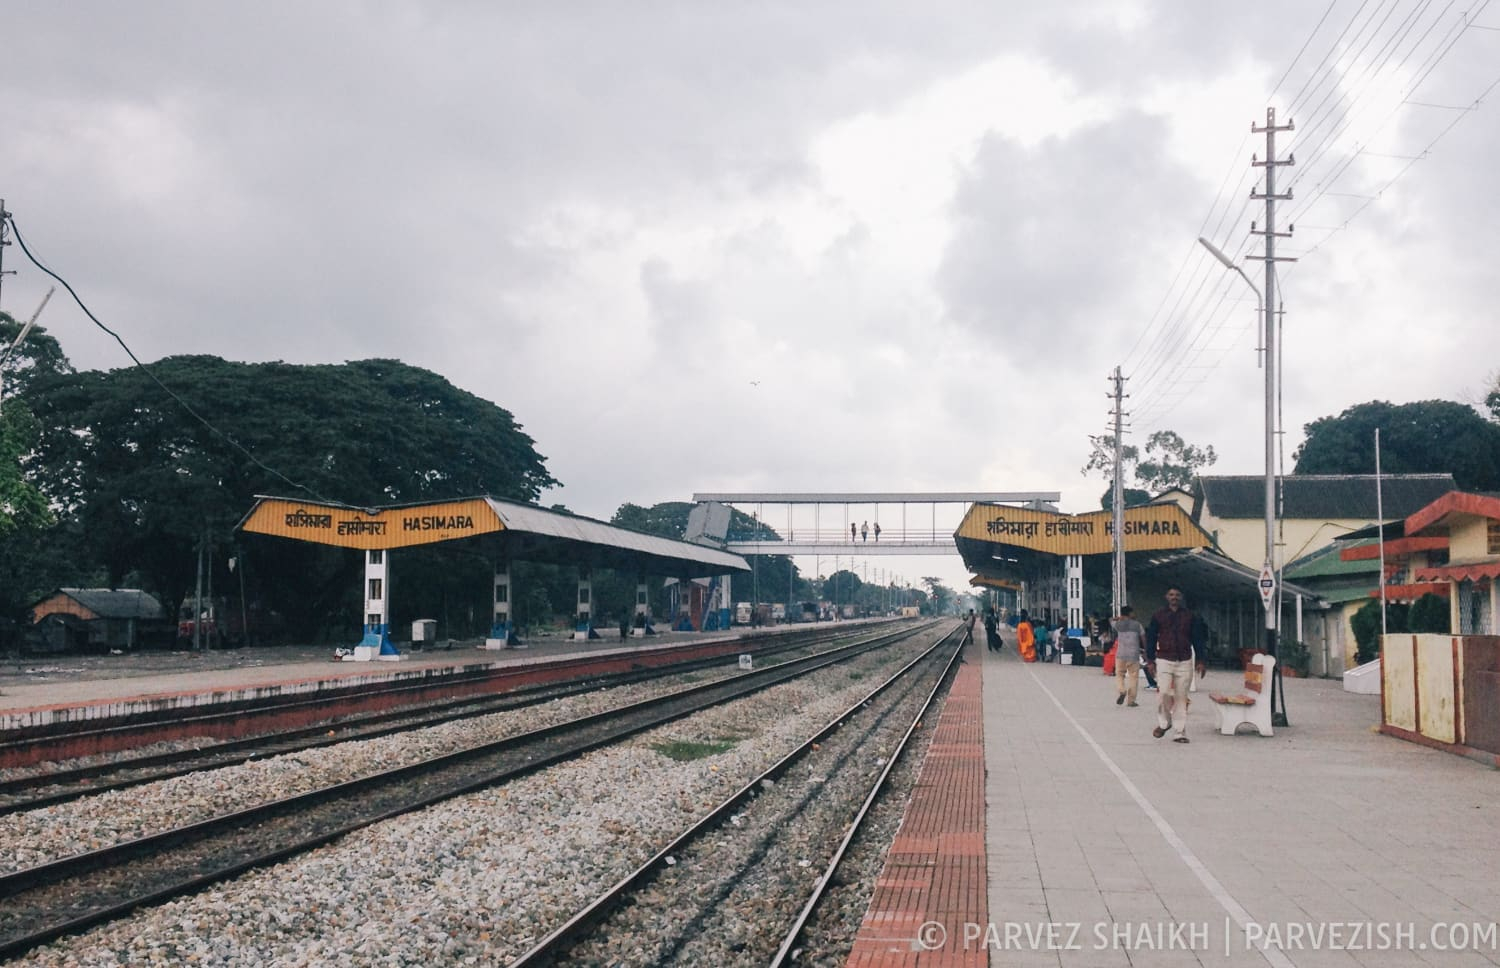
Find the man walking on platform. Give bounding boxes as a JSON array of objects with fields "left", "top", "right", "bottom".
[
  {"left": 1145, "top": 588, "right": 1206, "bottom": 743},
  {"left": 1111, "top": 606, "right": 1145, "bottom": 706}
]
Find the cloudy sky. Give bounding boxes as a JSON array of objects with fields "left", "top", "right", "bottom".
[{"left": 4, "top": 2, "right": 1496, "bottom": 592}]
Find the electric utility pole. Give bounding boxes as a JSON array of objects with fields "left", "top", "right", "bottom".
[
  {"left": 0, "top": 199, "right": 13, "bottom": 309},
  {"left": 1109, "top": 367, "right": 1128, "bottom": 615},
  {"left": 1250, "top": 107, "right": 1295, "bottom": 727}
]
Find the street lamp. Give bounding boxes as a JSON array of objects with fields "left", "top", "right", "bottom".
[
  {"left": 1198, "top": 235, "right": 1285, "bottom": 726},
  {"left": 0, "top": 287, "right": 54, "bottom": 416}
]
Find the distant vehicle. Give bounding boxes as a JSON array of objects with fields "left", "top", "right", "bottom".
[
  {"left": 178, "top": 600, "right": 220, "bottom": 640},
  {"left": 771, "top": 603, "right": 786, "bottom": 623},
  {"left": 798, "top": 602, "right": 819, "bottom": 622},
  {"left": 177, "top": 598, "right": 246, "bottom": 646},
  {"left": 900, "top": 605, "right": 920, "bottom": 618},
  {"left": 733, "top": 602, "right": 752, "bottom": 625}
]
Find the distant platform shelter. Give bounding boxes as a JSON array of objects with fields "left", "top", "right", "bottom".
[
  {"left": 239, "top": 496, "right": 748, "bottom": 658},
  {"left": 954, "top": 501, "right": 1323, "bottom": 650}
]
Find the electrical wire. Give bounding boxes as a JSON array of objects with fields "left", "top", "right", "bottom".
[
  {"left": 1124, "top": 0, "right": 1496, "bottom": 430},
  {"left": 3, "top": 213, "right": 346, "bottom": 508}
]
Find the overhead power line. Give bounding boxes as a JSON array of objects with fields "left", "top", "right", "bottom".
[{"left": 2, "top": 212, "right": 342, "bottom": 508}]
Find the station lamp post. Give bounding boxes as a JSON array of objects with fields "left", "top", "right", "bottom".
[
  {"left": 0, "top": 288, "right": 54, "bottom": 416},
  {"left": 1198, "top": 236, "right": 1285, "bottom": 726}
]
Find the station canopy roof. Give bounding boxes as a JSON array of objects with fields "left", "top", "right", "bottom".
[
  {"left": 237, "top": 495, "right": 749, "bottom": 578},
  {"left": 954, "top": 501, "right": 1212, "bottom": 578},
  {"left": 953, "top": 501, "right": 1322, "bottom": 607}
]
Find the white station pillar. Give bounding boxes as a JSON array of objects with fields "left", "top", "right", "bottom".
[
  {"left": 354, "top": 549, "right": 399, "bottom": 660},
  {"left": 485, "top": 561, "right": 512, "bottom": 649},
  {"left": 575, "top": 569, "right": 599, "bottom": 640},
  {"left": 1065, "top": 554, "right": 1084, "bottom": 632},
  {"left": 632, "top": 578, "right": 653, "bottom": 637}
]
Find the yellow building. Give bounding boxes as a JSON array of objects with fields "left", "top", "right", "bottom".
[{"left": 1156, "top": 474, "right": 1456, "bottom": 571}]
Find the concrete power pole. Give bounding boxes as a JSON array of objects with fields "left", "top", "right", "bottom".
[
  {"left": 0, "top": 199, "right": 13, "bottom": 310},
  {"left": 1109, "top": 367, "right": 1128, "bottom": 615},
  {"left": 1251, "top": 107, "right": 1295, "bottom": 726}
]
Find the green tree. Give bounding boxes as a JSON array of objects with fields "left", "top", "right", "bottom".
[
  {"left": 0, "top": 313, "right": 74, "bottom": 399},
  {"left": 1293, "top": 400, "right": 1500, "bottom": 491},
  {"left": 1350, "top": 598, "right": 1408, "bottom": 664},
  {"left": 823, "top": 569, "right": 863, "bottom": 606},
  {"left": 21, "top": 354, "right": 557, "bottom": 637},
  {"left": 0, "top": 405, "right": 50, "bottom": 538},
  {"left": 1407, "top": 592, "right": 1450, "bottom": 634},
  {"left": 1082, "top": 430, "right": 1217, "bottom": 507},
  {"left": 1482, "top": 370, "right": 1500, "bottom": 423},
  {"left": 1099, "top": 487, "right": 1152, "bottom": 512},
  {"left": 922, "top": 576, "right": 954, "bottom": 615}
]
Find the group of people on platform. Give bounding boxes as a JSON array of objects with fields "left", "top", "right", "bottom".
[{"left": 981, "top": 587, "right": 1210, "bottom": 743}]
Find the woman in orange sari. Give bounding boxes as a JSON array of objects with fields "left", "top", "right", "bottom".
[{"left": 1016, "top": 611, "right": 1037, "bottom": 662}]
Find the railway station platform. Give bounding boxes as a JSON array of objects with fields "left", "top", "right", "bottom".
[
  {"left": 0, "top": 627, "right": 767, "bottom": 735},
  {"left": 851, "top": 631, "right": 1500, "bottom": 968}
]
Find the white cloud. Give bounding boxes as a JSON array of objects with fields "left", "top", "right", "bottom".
[{"left": 3, "top": 0, "right": 1496, "bottom": 596}]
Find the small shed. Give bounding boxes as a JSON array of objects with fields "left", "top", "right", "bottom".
[{"left": 29, "top": 588, "right": 166, "bottom": 651}]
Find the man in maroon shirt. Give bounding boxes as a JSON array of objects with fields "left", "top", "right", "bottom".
[{"left": 1144, "top": 587, "right": 1207, "bottom": 743}]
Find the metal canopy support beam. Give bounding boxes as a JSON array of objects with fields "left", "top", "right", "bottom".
[{"left": 693, "top": 491, "right": 1060, "bottom": 504}]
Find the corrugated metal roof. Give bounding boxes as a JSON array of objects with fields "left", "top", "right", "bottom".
[
  {"left": 54, "top": 588, "right": 165, "bottom": 620},
  {"left": 239, "top": 495, "right": 750, "bottom": 578},
  {"left": 1199, "top": 474, "right": 1455, "bottom": 520},
  {"left": 1283, "top": 538, "right": 1381, "bottom": 580},
  {"left": 1131, "top": 547, "right": 1324, "bottom": 605},
  {"left": 483, "top": 498, "right": 747, "bottom": 575}
]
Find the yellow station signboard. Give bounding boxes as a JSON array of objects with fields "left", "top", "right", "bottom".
[
  {"left": 241, "top": 497, "right": 505, "bottom": 550},
  {"left": 956, "top": 502, "right": 1208, "bottom": 556}
]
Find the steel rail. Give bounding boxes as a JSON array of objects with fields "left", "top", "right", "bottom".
[
  {"left": 506, "top": 621, "right": 963, "bottom": 967},
  {"left": 768, "top": 628, "right": 966, "bottom": 964},
  {"left": 0, "top": 623, "right": 931, "bottom": 961},
  {"left": 0, "top": 624, "right": 858, "bottom": 769},
  {"left": 0, "top": 625, "right": 865, "bottom": 816}
]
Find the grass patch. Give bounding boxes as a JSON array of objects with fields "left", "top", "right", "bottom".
[{"left": 651, "top": 739, "right": 737, "bottom": 761}]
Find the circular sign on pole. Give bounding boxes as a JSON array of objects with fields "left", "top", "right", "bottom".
[{"left": 1258, "top": 563, "right": 1276, "bottom": 611}]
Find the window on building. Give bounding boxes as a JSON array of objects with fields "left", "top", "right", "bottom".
[
  {"left": 370, "top": 550, "right": 383, "bottom": 565},
  {"left": 1488, "top": 521, "right": 1500, "bottom": 556},
  {"left": 369, "top": 578, "right": 383, "bottom": 600}
]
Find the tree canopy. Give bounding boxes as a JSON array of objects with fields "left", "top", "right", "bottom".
[
  {"left": 10, "top": 351, "right": 557, "bottom": 637},
  {"left": 1293, "top": 399, "right": 1500, "bottom": 491},
  {"left": 1, "top": 313, "right": 70, "bottom": 539},
  {"left": 1082, "top": 429, "right": 1218, "bottom": 508}
]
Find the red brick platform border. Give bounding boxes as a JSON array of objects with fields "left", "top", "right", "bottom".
[{"left": 845, "top": 642, "right": 987, "bottom": 967}]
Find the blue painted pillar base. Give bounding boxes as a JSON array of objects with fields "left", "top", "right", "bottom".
[
  {"left": 485, "top": 621, "right": 522, "bottom": 649},
  {"left": 357, "top": 623, "right": 398, "bottom": 655},
  {"left": 675, "top": 615, "right": 694, "bottom": 631},
  {"left": 574, "top": 622, "right": 601, "bottom": 641}
]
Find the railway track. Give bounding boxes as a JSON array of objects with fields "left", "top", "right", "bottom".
[
  {"left": 0, "top": 625, "right": 871, "bottom": 816},
  {"left": 0, "top": 623, "right": 932, "bottom": 960},
  {"left": 509, "top": 623, "right": 965, "bottom": 966},
  {"left": 0, "top": 624, "right": 859, "bottom": 770}
]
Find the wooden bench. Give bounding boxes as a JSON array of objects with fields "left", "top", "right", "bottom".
[{"left": 1208, "top": 653, "right": 1276, "bottom": 737}]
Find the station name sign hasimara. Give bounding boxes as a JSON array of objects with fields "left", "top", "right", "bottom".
[
  {"left": 243, "top": 498, "right": 503, "bottom": 549},
  {"left": 957, "top": 503, "right": 1208, "bottom": 556}
]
